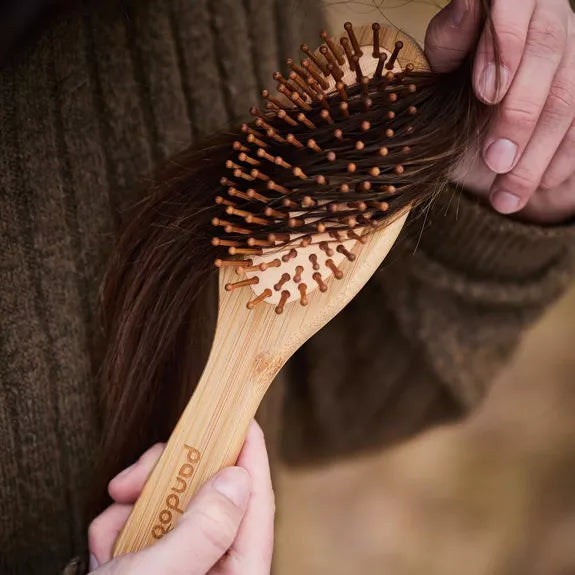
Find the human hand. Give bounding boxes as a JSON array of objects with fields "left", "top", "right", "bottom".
[
  {"left": 425, "top": 0, "right": 575, "bottom": 224},
  {"left": 88, "top": 420, "right": 274, "bottom": 574}
]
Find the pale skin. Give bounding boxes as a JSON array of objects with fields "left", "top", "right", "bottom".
[
  {"left": 90, "top": 1, "right": 574, "bottom": 571},
  {"left": 426, "top": 0, "right": 575, "bottom": 224},
  {"left": 88, "top": 421, "right": 274, "bottom": 574}
]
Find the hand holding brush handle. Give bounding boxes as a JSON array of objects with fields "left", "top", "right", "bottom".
[{"left": 89, "top": 421, "right": 274, "bottom": 574}]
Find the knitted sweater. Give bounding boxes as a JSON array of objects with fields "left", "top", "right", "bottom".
[{"left": 0, "top": 1, "right": 574, "bottom": 574}]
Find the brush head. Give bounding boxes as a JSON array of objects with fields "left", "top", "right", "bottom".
[{"left": 212, "top": 23, "right": 435, "bottom": 312}]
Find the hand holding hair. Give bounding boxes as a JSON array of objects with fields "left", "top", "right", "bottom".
[
  {"left": 426, "top": 0, "right": 575, "bottom": 223},
  {"left": 88, "top": 421, "right": 274, "bottom": 574}
]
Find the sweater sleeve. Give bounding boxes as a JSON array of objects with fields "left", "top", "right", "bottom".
[{"left": 280, "top": 187, "right": 575, "bottom": 464}]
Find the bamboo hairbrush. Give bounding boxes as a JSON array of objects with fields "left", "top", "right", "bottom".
[{"left": 113, "top": 22, "right": 431, "bottom": 555}]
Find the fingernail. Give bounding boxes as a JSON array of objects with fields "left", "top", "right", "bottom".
[
  {"left": 213, "top": 467, "right": 250, "bottom": 508},
  {"left": 449, "top": 0, "right": 469, "bottom": 27},
  {"left": 115, "top": 461, "right": 137, "bottom": 481},
  {"left": 491, "top": 190, "right": 521, "bottom": 214},
  {"left": 485, "top": 139, "right": 518, "bottom": 174},
  {"left": 89, "top": 553, "right": 99, "bottom": 571},
  {"left": 479, "top": 63, "right": 509, "bottom": 104}
]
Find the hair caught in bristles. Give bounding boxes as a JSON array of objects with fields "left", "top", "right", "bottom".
[{"left": 92, "top": 18, "right": 491, "bottom": 515}]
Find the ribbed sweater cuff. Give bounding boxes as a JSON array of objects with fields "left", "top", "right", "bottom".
[{"left": 412, "top": 186, "right": 575, "bottom": 286}]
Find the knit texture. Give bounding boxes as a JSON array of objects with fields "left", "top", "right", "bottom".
[
  {"left": 1, "top": 2, "right": 575, "bottom": 575},
  {"left": 281, "top": 192, "right": 575, "bottom": 464},
  {"left": 0, "top": 1, "right": 324, "bottom": 573}
]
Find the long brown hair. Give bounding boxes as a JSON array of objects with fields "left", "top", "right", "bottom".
[{"left": 93, "top": 3, "right": 495, "bottom": 512}]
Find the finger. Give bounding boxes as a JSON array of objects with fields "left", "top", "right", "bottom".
[
  {"left": 520, "top": 173, "right": 575, "bottom": 224},
  {"left": 108, "top": 443, "right": 165, "bottom": 504},
  {"left": 218, "top": 420, "right": 275, "bottom": 574},
  {"left": 88, "top": 503, "right": 133, "bottom": 566},
  {"left": 473, "top": 0, "right": 535, "bottom": 104},
  {"left": 485, "top": 3, "right": 570, "bottom": 212},
  {"left": 490, "top": 23, "right": 575, "bottom": 214},
  {"left": 541, "top": 117, "right": 575, "bottom": 192},
  {"left": 425, "top": 0, "right": 483, "bottom": 73},
  {"left": 131, "top": 466, "right": 251, "bottom": 575}
]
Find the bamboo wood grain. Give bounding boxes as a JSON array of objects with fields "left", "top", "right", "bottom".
[
  {"left": 113, "top": 23, "right": 428, "bottom": 556},
  {"left": 113, "top": 212, "right": 408, "bottom": 555}
]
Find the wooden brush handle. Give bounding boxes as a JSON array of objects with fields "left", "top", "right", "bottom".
[
  {"left": 112, "top": 328, "right": 274, "bottom": 555},
  {"left": 113, "top": 211, "right": 409, "bottom": 556}
]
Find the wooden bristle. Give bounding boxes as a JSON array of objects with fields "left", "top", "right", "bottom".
[
  {"left": 336, "top": 245, "right": 355, "bottom": 261},
  {"left": 298, "top": 284, "right": 308, "bottom": 306},
  {"left": 321, "top": 46, "right": 341, "bottom": 77},
  {"left": 309, "top": 253, "right": 320, "bottom": 270},
  {"left": 319, "top": 241, "right": 334, "bottom": 257},
  {"left": 387, "top": 40, "right": 404, "bottom": 70},
  {"left": 247, "top": 289, "right": 272, "bottom": 310},
  {"left": 344, "top": 22, "right": 363, "bottom": 57},
  {"left": 261, "top": 89, "right": 283, "bottom": 109},
  {"left": 215, "top": 258, "right": 253, "bottom": 268},
  {"left": 293, "top": 266, "right": 304, "bottom": 283},
  {"left": 372, "top": 23, "right": 380, "bottom": 58},
  {"left": 352, "top": 55, "right": 363, "bottom": 83},
  {"left": 301, "top": 43, "right": 329, "bottom": 76},
  {"left": 233, "top": 141, "right": 249, "bottom": 152},
  {"left": 277, "top": 109, "right": 298, "bottom": 127},
  {"left": 340, "top": 37, "right": 356, "bottom": 71},
  {"left": 274, "top": 273, "right": 291, "bottom": 292},
  {"left": 320, "top": 31, "right": 345, "bottom": 66},
  {"left": 212, "top": 21, "right": 439, "bottom": 309},
  {"left": 289, "top": 71, "right": 317, "bottom": 100},
  {"left": 312, "top": 272, "right": 328, "bottom": 292},
  {"left": 225, "top": 277, "right": 259, "bottom": 292},
  {"left": 375, "top": 53, "right": 388, "bottom": 80},
  {"left": 321, "top": 109, "right": 334, "bottom": 125},
  {"left": 302, "top": 59, "right": 330, "bottom": 89},
  {"left": 282, "top": 249, "right": 298, "bottom": 262},
  {"left": 275, "top": 290, "right": 290, "bottom": 314},
  {"left": 287, "top": 58, "right": 308, "bottom": 79},
  {"left": 298, "top": 112, "right": 316, "bottom": 130},
  {"left": 326, "top": 259, "right": 344, "bottom": 279},
  {"left": 228, "top": 247, "right": 263, "bottom": 256},
  {"left": 259, "top": 258, "right": 282, "bottom": 271}
]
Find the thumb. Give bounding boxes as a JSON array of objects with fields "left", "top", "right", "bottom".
[
  {"left": 425, "top": 0, "right": 483, "bottom": 73},
  {"left": 97, "top": 466, "right": 251, "bottom": 575}
]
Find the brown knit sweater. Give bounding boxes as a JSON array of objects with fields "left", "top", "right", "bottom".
[{"left": 1, "top": 2, "right": 574, "bottom": 574}]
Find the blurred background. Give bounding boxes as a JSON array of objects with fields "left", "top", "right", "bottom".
[{"left": 274, "top": 2, "right": 575, "bottom": 574}]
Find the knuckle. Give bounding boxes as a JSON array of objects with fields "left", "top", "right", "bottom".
[
  {"left": 501, "top": 100, "right": 540, "bottom": 129},
  {"left": 547, "top": 80, "right": 575, "bottom": 116},
  {"left": 505, "top": 167, "right": 540, "bottom": 196},
  {"left": 195, "top": 505, "right": 238, "bottom": 553},
  {"left": 527, "top": 15, "right": 567, "bottom": 57},
  {"left": 496, "top": 25, "right": 528, "bottom": 55}
]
